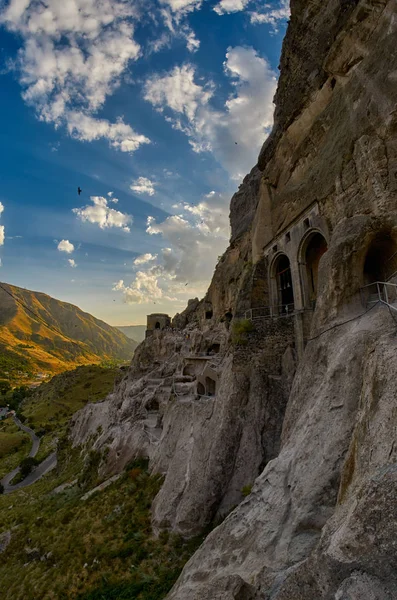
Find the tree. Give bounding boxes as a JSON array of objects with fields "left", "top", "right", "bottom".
[
  {"left": 19, "top": 457, "right": 38, "bottom": 479},
  {"left": 0, "top": 380, "right": 11, "bottom": 397}
]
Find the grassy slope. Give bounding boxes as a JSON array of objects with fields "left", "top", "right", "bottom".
[
  {"left": 0, "top": 452, "right": 205, "bottom": 600},
  {"left": 0, "top": 282, "right": 136, "bottom": 382},
  {"left": 0, "top": 417, "right": 31, "bottom": 479},
  {"left": 22, "top": 365, "right": 122, "bottom": 462},
  {"left": 0, "top": 367, "right": 205, "bottom": 600}
]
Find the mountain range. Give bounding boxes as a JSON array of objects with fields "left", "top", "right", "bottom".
[
  {"left": 0, "top": 282, "right": 137, "bottom": 381},
  {"left": 116, "top": 325, "right": 146, "bottom": 343}
]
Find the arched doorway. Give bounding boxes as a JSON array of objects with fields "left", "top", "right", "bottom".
[
  {"left": 363, "top": 233, "right": 397, "bottom": 285},
  {"left": 155, "top": 321, "right": 161, "bottom": 329},
  {"left": 205, "top": 377, "right": 216, "bottom": 396},
  {"left": 304, "top": 232, "right": 328, "bottom": 305},
  {"left": 274, "top": 254, "right": 294, "bottom": 314}
]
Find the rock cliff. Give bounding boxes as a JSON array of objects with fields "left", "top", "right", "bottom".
[{"left": 71, "top": 0, "right": 397, "bottom": 597}]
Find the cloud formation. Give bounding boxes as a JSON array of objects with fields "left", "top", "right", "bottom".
[
  {"left": 73, "top": 196, "right": 132, "bottom": 231},
  {"left": 68, "top": 258, "right": 77, "bottom": 268},
  {"left": 130, "top": 177, "right": 156, "bottom": 196},
  {"left": 250, "top": 0, "right": 290, "bottom": 31},
  {"left": 214, "top": 0, "right": 250, "bottom": 15},
  {"left": 144, "top": 46, "right": 277, "bottom": 179},
  {"left": 134, "top": 253, "right": 158, "bottom": 265},
  {"left": 57, "top": 239, "right": 75, "bottom": 253},
  {"left": 0, "top": 0, "right": 149, "bottom": 153},
  {"left": 114, "top": 189, "right": 230, "bottom": 304}
]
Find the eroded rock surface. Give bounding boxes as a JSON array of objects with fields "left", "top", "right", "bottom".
[{"left": 71, "top": 0, "right": 397, "bottom": 597}]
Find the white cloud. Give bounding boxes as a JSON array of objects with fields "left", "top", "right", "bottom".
[
  {"left": 66, "top": 113, "right": 150, "bottom": 153},
  {"left": 130, "top": 177, "right": 156, "bottom": 196},
  {"left": 214, "top": 0, "right": 250, "bottom": 15},
  {"left": 250, "top": 0, "right": 290, "bottom": 31},
  {"left": 0, "top": 226, "right": 4, "bottom": 247},
  {"left": 68, "top": 258, "right": 77, "bottom": 268},
  {"left": 0, "top": 202, "right": 4, "bottom": 216},
  {"left": 159, "top": 0, "right": 203, "bottom": 16},
  {"left": 144, "top": 64, "right": 214, "bottom": 122},
  {"left": 144, "top": 46, "right": 277, "bottom": 179},
  {"left": 114, "top": 189, "right": 230, "bottom": 305},
  {"left": 113, "top": 271, "right": 167, "bottom": 304},
  {"left": 57, "top": 239, "right": 74, "bottom": 253},
  {"left": 73, "top": 196, "right": 132, "bottom": 231},
  {"left": 1, "top": 0, "right": 150, "bottom": 153},
  {"left": 184, "top": 28, "right": 200, "bottom": 52},
  {"left": 134, "top": 253, "right": 158, "bottom": 266}
]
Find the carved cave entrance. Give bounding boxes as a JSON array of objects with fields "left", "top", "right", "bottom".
[
  {"left": 364, "top": 233, "right": 397, "bottom": 284},
  {"left": 275, "top": 254, "right": 294, "bottom": 313},
  {"left": 155, "top": 321, "right": 161, "bottom": 329},
  {"left": 205, "top": 377, "right": 216, "bottom": 396},
  {"left": 304, "top": 233, "right": 328, "bottom": 305}
]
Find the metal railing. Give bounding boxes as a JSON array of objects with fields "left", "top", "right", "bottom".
[
  {"left": 360, "top": 281, "right": 397, "bottom": 312},
  {"left": 245, "top": 303, "right": 295, "bottom": 321}
]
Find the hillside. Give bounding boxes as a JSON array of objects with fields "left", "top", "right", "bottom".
[
  {"left": 0, "top": 282, "right": 137, "bottom": 381},
  {"left": 116, "top": 325, "right": 145, "bottom": 343}
]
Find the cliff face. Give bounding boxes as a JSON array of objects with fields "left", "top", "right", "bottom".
[{"left": 71, "top": 0, "right": 397, "bottom": 598}]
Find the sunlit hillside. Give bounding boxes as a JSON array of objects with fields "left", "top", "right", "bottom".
[{"left": 0, "top": 283, "right": 137, "bottom": 383}]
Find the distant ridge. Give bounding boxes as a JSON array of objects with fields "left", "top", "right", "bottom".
[
  {"left": 116, "top": 325, "right": 146, "bottom": 343},
  {"left": 0, "top": 282, "right": 137, "bottom": 380}
]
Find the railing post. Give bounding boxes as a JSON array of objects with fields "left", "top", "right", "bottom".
[
  {"left": 385, "top": 284, "right": 389, "bottom": 305},
  {"left": 376, "top": 282, "right": 381, "bottom": 301}
]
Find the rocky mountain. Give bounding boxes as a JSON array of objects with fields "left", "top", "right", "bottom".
[
  {"left": 71, "top": 1, "right": 397, "bottom": 599},
  {"left": 116, "top": 325, "right": 145, "bottom": 343},
  {"left": 0, "top": 282, "right": 137, "bottom": 378}
]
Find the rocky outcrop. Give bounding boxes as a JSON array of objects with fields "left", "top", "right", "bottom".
[{"left": 71, "top": 0, "right": 397, "bottom": 598}]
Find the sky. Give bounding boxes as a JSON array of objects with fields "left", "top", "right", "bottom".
[{"left": 0, "top": 0, "right": 289, "bottom": 326}]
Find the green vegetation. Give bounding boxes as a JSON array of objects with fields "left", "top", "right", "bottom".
[
  {"left": 0, "top": 344, "right": 33, "bottom": 383},
  {"left": 0, "top": 449, "right": 205, "bottom": 600},
  {"left": 0, "top": 365, "right": 208, "bottom": 600},
  {"left": 231, "top": 318, "right": 254, "bottom": 345},
  {"left": 242, "top": 484, "right": 252, "bottom": 497},
  {"left": 22, "top": 365, "right": 121, "bottom": 462},
  {"left": 0, "top": 417, "right": 30, "bottom": 479}
]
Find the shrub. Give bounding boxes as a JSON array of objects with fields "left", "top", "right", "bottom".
[
  {"left": 242, "top": 484, "right": 252, "bottom": 497},
  {"left": 231, "top": 319, "right": 254, "bottom": 345},
  {"left": 19, "top": 456, "right": 38, "bottom": 479}
]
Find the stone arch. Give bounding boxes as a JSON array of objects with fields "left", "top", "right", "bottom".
[
  {"left": 155, "top": 321, "right": 161, "bottom": 329},
  {"left": 270, "top": 253, "right": 295, "bottom": 314},
  {"left": 298, "top": 230, "right": 328, "bottom": 307},
  {"left": 205, "top": 377, "right": 216, "bottom": 396},
  {"left": 362, "top": 232, "right": 397, "bottom": 285}
]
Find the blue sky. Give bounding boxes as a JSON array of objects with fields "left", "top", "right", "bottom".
[{"left": 0, "top": 0, "right": 288, "bottom": 326}]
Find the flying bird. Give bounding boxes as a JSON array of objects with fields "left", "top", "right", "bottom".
[
  {"left": 235, "top": 142, "right": 238, "bottom": 145},
  {"left": 185, "top": 283, "right": 188, "bottom": 286},
  {"left": 77, "top": 187, "right": 82, "bottom": 196}
]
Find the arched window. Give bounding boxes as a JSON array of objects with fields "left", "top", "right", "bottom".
[
  {"left": 363, "top": 233, "right": 397, "bottom": 285},
  {"left": 274, "top": 254, "right": 294, "bottom": 313},
  {"left": 304, "top": 232, "right": 328, "bottom": 304},
  {"left": 155, "top": 321, "right": 161, "bottom": 329}
]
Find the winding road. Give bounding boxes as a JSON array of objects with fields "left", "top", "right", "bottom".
[{"left": 1, "top": 416, "right": 57, "bottom": 494}]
